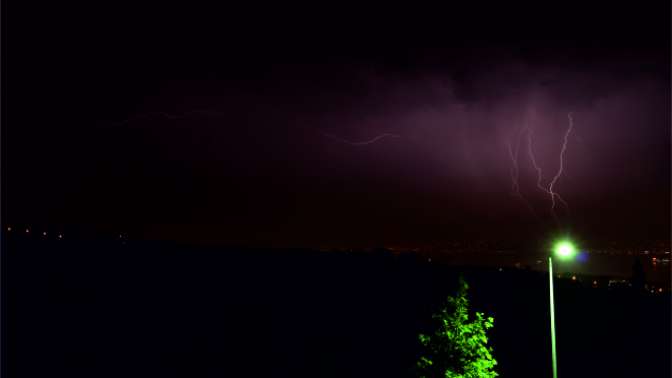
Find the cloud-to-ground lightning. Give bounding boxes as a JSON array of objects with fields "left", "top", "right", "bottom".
[
  {"left": 511, "top": 112, "right": 574, "bottom": 223},
  {"left": 547, "top": 113, "right": 573, "bottom": 213},
  {"left": 525, "top": 122, "right": 549, "bottom": 196},
  {"left": 321, "top": 132, "right": 401, "bottom": 146},
  {"left": 505, "top": 130, "right": 522, "bottom": 195},
  {"left": 506, "top": 124, "right": 536, "bottom": 217}
]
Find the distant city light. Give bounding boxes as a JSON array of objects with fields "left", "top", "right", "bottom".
[
  {"left": 576, "top": 251, "right": 589, "bottom": 263},
  {"left": 7, "top": 226, "right": 11, "bottom": 232},
  {"left": 42, "top": 231, "right": 47, "bottom": 236},
  {"left": 25, "top": 228, "right": 30, "bottom": 234},
  {"left": 571, "top": 275, "right": 576, "bottom": 281},
  {"left": 58, "top": 234, "right": 63, "bottom": 239}
]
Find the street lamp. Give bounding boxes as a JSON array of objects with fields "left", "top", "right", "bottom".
[{"left": 549, "top": 239, "right": 577, "bottom": 378}]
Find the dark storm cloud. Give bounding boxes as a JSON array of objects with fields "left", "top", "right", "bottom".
[
  {"left": 5, "top": 0, "right": 668, "bottom": 246},
  {"left": 39, "top": 58, "right": 663, "bottom": 246}
]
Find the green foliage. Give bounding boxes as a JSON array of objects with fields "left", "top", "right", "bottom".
[{"left": 416, "top": 277, "right": 498, "bottom": 378}]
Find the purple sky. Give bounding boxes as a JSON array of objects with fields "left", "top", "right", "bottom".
[
  {"left": 6, "top": 2, "right": 669, "bottom": 248},
  {"left": 71, "top": 61, "right": 665, "bottom": 247}
]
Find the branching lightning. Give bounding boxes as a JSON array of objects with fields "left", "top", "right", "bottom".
[
  {"left": 506, "top": 124, "right": 536, "bottom": 217},
  {"left": 526, "top": 123, "right": 549, "bottom": 195},
  {"left": 548, "top": 113, "right": 573, "bottom": 212},
  {"left": 509, "top": 112, "right": 574, "bottom": 223},
  {"left": 321, "top": 132, "right": 401, "bottom": 146},
  {"left": 505, "top": 131, "right": 522, "bottom": 195}
]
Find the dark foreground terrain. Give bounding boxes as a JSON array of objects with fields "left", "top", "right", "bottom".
[{"left": 4, "top": 237, "right": 670, "bottom": 377}]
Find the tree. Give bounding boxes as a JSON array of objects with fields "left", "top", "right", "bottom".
[{"left": 416, "top": 277, "right": 498, "bottom": 378}]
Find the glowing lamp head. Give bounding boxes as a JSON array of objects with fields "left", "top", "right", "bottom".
[{"left": 553, "top": 240, "right": 577, "bottom": 261}]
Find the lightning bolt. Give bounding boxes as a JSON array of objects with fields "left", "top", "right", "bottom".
[
  {"left": 112, "top": 110, "right": 402, "bottom": 148},
  {"left": 526, "top": 122, "right": 550, "bottom": 195},
  {"left": 506, "top": 124, "right": 536, "bottom": 217},
  {"left": 548, "top": 113, "right": 573, "bottom": 213},
  {"left": 524, "top": 112, "right": 573, "bottom": 223},
  {"left": 321, "top": 132, "right": 401, "bottom": 146}
]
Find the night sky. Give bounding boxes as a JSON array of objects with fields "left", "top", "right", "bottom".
[{"left": 4, "top": 2, "right": 670, "bottom": 248}]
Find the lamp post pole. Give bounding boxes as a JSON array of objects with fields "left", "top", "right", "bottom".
[
  {"left": 549, "top": 256, "right": 558, "bottom": 378},
  {"left": 549, "top": 239, "right": 577, "bottom": 378}
]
